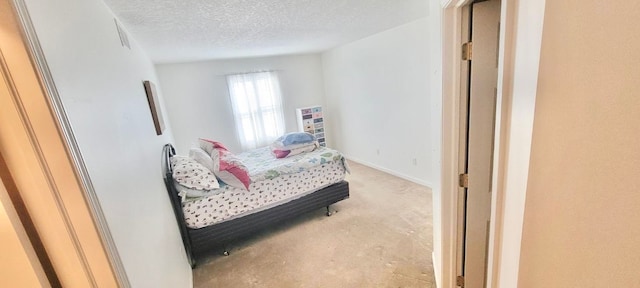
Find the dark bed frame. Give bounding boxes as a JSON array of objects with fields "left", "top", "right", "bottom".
[{"left": 162, "top": 144, "right": 349, "bottom": 267}]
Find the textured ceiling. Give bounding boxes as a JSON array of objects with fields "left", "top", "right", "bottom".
[{"left": 103, "top": 0, "right": 428, "bottom": 63}]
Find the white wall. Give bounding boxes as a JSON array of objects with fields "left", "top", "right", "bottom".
[
  {"left": 519, "top": 1, "right": 640, "bottom": 286},
  {"left": 428, "top": 0, "right": 443, "bottom": 286},
  {"left": 156, "top": 54, "right": 326, "bottom": 154},
  {"left": 22, "top": 0, "right": 192, "bottom": 286},
  {"left": 321, "top": 18, "right": 433, "bottom": 186}
]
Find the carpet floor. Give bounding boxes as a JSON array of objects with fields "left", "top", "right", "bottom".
[{"left": 193, "top": 161, "right": 435, "bottom": 288}]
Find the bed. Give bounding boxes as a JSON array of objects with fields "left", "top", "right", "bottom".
[{"left": 161, "top": 143, "right": 350, "bottom": 267}]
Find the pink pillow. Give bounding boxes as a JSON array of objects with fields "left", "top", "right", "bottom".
[
  {"left": 272, "top": 150, "right": 290, "bottom": 158},
  {"left": 196, "top": 138, "right": 250, "bottom": 189},
  {"left": 212, "top": 148, "right": 251, "bottom": 190},
  {"left": 198, "top": 138, "right": 229, "bottom": 155}
]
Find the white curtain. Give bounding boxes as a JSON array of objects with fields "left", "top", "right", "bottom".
[{"left": 227, "top": 72, "right": 285, "bottom": 150}]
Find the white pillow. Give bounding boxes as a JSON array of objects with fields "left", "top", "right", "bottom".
[
  {"left": 271, "top": 141, "right": 319, "bottom": 158},
  {"left": 171, "top": 156, "right": 220, "bottom": 190},
  {"left": 189, "top": 147, "right": 218, "bottom": 172},
  {"left": 173, "top": 181, "right": 218, "bottom": 199}
]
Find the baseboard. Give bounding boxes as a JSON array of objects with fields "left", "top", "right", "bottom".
[
  {"left": 433, "top": 252, "right": 441, "bottom": 288},
  {"left": 343, "top": 155, "right": 433, "bottom": 188}
]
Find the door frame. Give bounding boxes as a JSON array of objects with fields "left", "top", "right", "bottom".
[{"left": 439, "top": 0, "right": 546, "bottom": 287}]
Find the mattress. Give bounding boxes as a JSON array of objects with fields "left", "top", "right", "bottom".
[{"left": 182, "top": 147, "right": 348, "bottom": 229}]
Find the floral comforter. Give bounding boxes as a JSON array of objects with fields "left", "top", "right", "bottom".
[{"left": 236, "top": 146, "right": 350, "bottom": 182}]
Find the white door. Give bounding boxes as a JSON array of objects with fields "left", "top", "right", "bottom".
[{"left": 459, "top": 0, "right": 501, "bottom": 287}]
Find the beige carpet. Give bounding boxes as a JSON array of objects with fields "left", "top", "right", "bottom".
[{"left": 193, "top": 161, "right": 435, "bottom": 288}]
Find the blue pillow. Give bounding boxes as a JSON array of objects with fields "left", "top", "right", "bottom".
[{"left": 277, "top": 132, "right": 316, "bottom": 146}]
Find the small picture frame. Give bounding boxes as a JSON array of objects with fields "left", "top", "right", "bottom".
[{"left": 143, "top": 80, "right": 165, "bottom": 135}]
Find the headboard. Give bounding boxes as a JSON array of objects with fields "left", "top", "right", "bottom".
[{"left": 161, "top": 144, "right": 195, "bottom": 267}]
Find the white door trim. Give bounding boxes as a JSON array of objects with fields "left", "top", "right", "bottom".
[
  {"left": 438, "top": 1, "right": 470, "bottom": 287},
  {"left": 439, "top": 0, "right": 547, "bottom": 287}
]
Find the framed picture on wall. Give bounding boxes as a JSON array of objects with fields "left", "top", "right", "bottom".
[{"left": 143, "top": 80, "right": 165, "bottom": 135}]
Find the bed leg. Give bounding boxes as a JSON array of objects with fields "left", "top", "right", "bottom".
[{"left": 326, "top": 206, "right": 332, "bottom": 217}]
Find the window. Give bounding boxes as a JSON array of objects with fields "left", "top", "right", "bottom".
[{"left": 227, "top": 72, "right": 285, "bottom": 150}]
